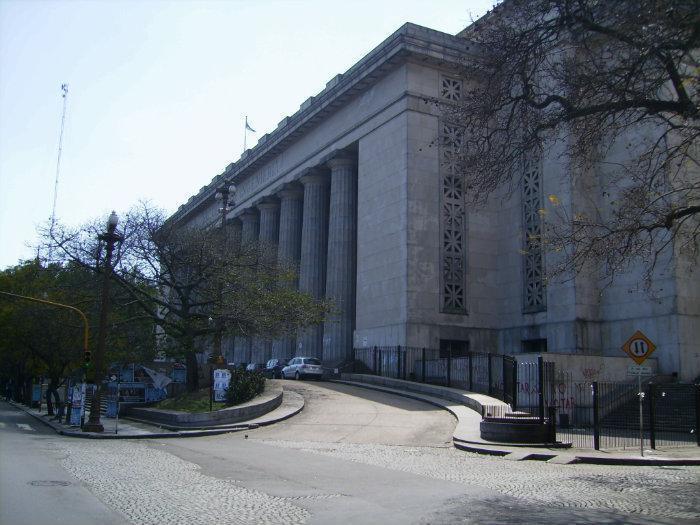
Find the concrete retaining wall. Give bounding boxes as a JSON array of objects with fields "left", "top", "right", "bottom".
[
  {"left": 126, "top": 387, "right": 282, "bottom": 429},
  {"left": 341, "top": 373, "right": 507, "bottom": 414}
]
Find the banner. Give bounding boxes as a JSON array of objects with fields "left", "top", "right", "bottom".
[
  {"left": 213, "top": 369, "right": 231, "bottom": 402},
  {"left": 69, "top": 383, "right": 86, "bottom": 426}
]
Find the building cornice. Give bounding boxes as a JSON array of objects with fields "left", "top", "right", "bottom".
[{"left": 169, "top": 23, "right": 481, "bottom": 226}]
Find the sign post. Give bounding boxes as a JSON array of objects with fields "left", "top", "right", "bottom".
[
  {"left": 621, "top": 330, "right": 656, "bottom": 457},
  {"left": 213, "top": 368, "right": 231, "bottom": 403},
  {"left": 110, "top": 375, "right": 119, "bottom": 435}
]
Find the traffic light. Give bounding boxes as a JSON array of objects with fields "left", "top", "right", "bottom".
[{"left": 84, "top": 350, "right": 92, "bottom": 365}]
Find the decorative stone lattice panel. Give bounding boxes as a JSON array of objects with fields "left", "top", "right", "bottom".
[
  {"left": 440, "top": 75, "right": 462, "bottom": 102},
  {"left": 439, "top": 122, "right": 467, "bottom": 314},
  {"left": 522, "top": 153, "right": 546, "bottom": 312}
]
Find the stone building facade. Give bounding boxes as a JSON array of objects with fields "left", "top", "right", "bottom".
[{"left": 169, "top": 23, "right": 700, "bottom": 381}]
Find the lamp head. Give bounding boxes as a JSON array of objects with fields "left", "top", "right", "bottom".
[{"left": 108, "top": 211, "right": 119, "bottom": 228}]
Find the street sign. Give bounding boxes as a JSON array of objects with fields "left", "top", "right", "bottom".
[
  {"left": 622, "top": 330, "right": 656, "bottom": 365},
  {"left": 627, "top": 364, "right": 652, "bottom": 376}
]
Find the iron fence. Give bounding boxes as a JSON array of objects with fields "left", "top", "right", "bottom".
[
  {"left": 353, "top": 346, "right": 524, "bottom": 408},
  {"left": 549, "top": 379, "right": 699, "bottom": 450},
  {"left": 353, "top": 347, "right": 699, "bottom": 451}
]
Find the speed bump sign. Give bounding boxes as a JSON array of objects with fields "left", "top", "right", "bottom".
[{"left": 622, "top": 330, "right": 656, "bottom": 365}]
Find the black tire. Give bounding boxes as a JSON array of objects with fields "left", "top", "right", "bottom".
[{"left": 295, "top": 371, "right": 300, "bottom": 380}]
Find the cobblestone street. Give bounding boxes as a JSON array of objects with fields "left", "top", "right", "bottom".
[
  {"left": 3, "top": 384, "right": 699, "bottom": 525},
  {"left": 49, "top": 437, "right": 700, "bottom": 525},
  {"left": 50, "top": 382, "right": 700, "bottom": 524},
  {"left": 56, "top": 440, "right": 310, "bottom": 525},
  {"left": 258, "top": 439, "right": 700, "bottom": 523}
]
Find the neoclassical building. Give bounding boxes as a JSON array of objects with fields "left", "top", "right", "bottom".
[{"left": 169, "top": 23, "right": 699, "bottom": 381}]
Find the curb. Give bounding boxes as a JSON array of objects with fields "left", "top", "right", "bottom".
[
  {"left": 8, "top": 391, "right": 304, "bottom": 440},
  {"left": 331, "top": 380, "right": 700, "bottom": 466}
]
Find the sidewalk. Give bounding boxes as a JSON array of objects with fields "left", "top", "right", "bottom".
[
  {"left": 334, "top": 377, "right": 700, "bottom": 467},
  {"left": 9, "top": 389, "right": 304, "bottom": 440}
]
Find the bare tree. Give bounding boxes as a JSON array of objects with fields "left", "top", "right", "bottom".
[
  {"left": 438, "top": 0, "right": 698, "bottom": 282},
  {"left": 46, "top": 203, "right": 328, "bottom": 391}
]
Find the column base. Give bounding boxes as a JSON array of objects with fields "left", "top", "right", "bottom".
[{"left": 82, "top": 422, "right": 104, "bottom": 433}]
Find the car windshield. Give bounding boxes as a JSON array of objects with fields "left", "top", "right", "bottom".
[{"left": 304, "top": 358, "right": 322, "bottom": 365}]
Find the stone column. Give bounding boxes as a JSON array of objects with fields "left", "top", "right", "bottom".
[
  {"left": 272, "top": 183, "right": 304, "bottom": 360},
  {"left": 226, "top": 217, "right": 242, "bottom": 254},
  {"left": 297, "top": 168, "right": 330, "bottom": 358},
  {"left": 253, "top": 199, "right": 279, "bottom": 363},
  {"left": 240, "top": 208, "right": 260, "bottom": 245},
  {"left": 234, "top": 209, "right": 259, "bottom": 364},
  {"left": 224, "top": 218, "right": 242, "bottom": 363},
  {"left": 257, "top": 199, "right": 280, "bottom": 258},
  {"left": 323, "top": 151, "right": 357, "bottom": 365}
]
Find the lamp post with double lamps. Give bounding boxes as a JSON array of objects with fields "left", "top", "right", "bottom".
[
  {"left": 213, "top": 182, "right": 236, "bottom": 363},
  {"left": 83, "top": 211, "right": 123, "bottom": 433}
]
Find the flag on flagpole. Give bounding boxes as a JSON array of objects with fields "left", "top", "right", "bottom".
[{"left": 245, "top": 116, "right": 256, "bottom": 133}]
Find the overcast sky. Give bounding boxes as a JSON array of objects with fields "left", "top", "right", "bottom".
[{"left": 0, "top": 0, "right": 495, "bottom": 269}]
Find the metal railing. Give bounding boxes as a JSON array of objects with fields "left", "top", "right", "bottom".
[
  {"left": 353, "top": 347, "right": 699, "bottom": 450},
  {"left": 353, "top": 346, "right": 527, "bottom": 409},
  {"left": 546, "top": 379, "right": 699, "bottom": 450}
]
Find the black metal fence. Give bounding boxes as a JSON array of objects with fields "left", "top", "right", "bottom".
[
  {"left": 353, "top": 347, "right": 699, "bottom": 450},
  {"left": 353, "top": 346, "right": 536, "bottom": 410},
  {"left": 546, "top": 378, "right": 699, "bottom": 450}
]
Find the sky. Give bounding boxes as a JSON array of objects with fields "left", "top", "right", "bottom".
[{"left": 0, "top": 0, "right": 496, "bottom": 269}]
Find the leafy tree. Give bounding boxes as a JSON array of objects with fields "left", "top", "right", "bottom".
[
  {"left": 439, "top": 0, "right": 698, "bottom": 282},
  {"left": 47, "top": 203, "right": 330, "bottom": 391},
  {"left": 0, "top": 260, "right": 157, "bottom": 413}
]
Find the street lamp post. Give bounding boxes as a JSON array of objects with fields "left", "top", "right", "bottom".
[
  {"left": 213, "top": 182, "right": 236, "bottom": 362},
  {"left": 83, "top": 211, "right": 123, "bottom": 433}
]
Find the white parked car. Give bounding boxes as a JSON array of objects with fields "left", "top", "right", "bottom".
[{"left": 281, "top": 357, "right": 324, "bottom": 380}]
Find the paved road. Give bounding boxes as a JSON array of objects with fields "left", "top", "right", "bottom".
[
  {"left": 249, "top": 380, "right": 457, "bottom": 445},
  {"left": 0, "top": 402, "right": 123, "bottom": 525},
  {"left": 2, "top": 382, "right": 699, "bottom": 524}
]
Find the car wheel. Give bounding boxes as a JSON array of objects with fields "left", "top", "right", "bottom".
[{"left": 295, "top": 371, "right": 300, "bottom": 380}]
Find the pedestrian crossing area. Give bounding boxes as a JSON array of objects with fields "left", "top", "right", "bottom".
[{"left": 0, "top": 422, "right": 37, "bottom": 431}]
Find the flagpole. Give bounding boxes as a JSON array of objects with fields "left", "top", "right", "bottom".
[{"left": 243, "top": 116, "right": 248, "bottom": 152}]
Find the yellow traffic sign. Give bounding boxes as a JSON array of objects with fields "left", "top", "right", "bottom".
[{"left": 622, "top": 330, "right": 656, "bottom": 365}]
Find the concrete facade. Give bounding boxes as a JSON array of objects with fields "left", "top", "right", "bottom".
[{"left": 169, "top": 23, "right": 699, "bottom": 380}]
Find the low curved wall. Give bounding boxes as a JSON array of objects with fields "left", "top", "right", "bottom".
[
  {"left": 340, "top": 373, "right": 508, "bottom": 414},
  {"left": 127, "top": 387, "right": 283, "bottom": 429},
  {"left": 480, "top": 418, "right": 552, "bottom": 443}
]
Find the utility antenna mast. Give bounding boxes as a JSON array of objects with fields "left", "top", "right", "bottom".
[{"left": 49, "top": 83, "right": 69, "bottom": 240}]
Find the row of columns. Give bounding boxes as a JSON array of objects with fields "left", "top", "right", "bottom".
[{"left": 226, "top": 150, "right": 357, "bottom": 366}]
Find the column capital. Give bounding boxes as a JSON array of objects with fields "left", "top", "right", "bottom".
[
  {"left": 278, "top": 182, "right": 304, "bottom": 200},
  {"left": 324, "top": 149, "right": 356, "bottom": 170},
  {"left": 299, "top": 166, "right": 329, "bottom": 186},
  {"left": 256, "top": 197, "right": 280, "bottom": 211},
  {"left": 239, "top": 208, "right": 259, "bottom": 222}
]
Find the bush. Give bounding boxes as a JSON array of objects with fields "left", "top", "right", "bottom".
[{"left": 225, "top": 368, "right": 265, "bottom": 406}]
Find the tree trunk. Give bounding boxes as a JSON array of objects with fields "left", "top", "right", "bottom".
[{"left": 185, "top": 351, "right": 199, "bottom": 392}]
